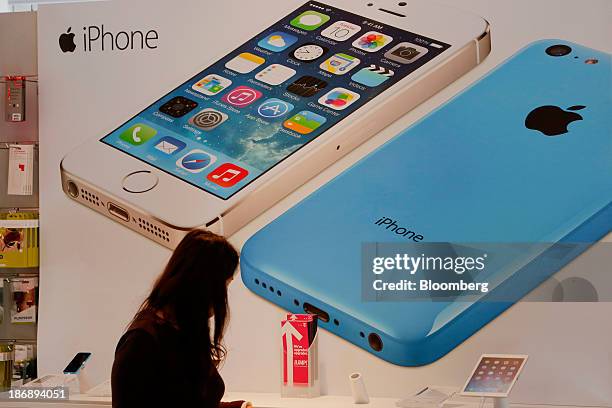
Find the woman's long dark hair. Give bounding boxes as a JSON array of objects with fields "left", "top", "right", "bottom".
[{"left": 135, "top": 229, "right": 238, "bottom": 367}]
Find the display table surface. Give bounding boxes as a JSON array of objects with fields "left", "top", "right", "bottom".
[{"left": 0, "top": 391, "right": 601, "bottom": 408}]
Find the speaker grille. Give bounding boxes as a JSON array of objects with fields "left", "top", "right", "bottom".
[
  {"left": 79, "top": 187, "right": 102, "bottom": 207},
  {"left": 137, "top": 217, "right": 171, "bottom": 243}
]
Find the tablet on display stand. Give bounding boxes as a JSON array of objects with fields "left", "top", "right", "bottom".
[{"left": 460, "top": 354, "right": 528, "bottom": 408}]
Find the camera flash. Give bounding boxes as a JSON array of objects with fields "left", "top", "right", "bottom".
[{"left": 585, "top": 58, "right": 599, "bottom": 64}]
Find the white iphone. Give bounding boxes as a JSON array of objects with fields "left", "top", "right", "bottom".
[{"left": 60, "top": 0, "right": 490, "bottom": 247}]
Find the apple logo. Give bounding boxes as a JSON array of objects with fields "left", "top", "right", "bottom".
[
  {"left": 59, "top": 27, "right": 76, "bottom": 53},
  {"left": 525, "top": 105, "right": 585, "bottom": 136}
]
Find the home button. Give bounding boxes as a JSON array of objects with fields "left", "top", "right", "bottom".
[{"left": 122, "top": 171, "right": 159, "bottom": 193}]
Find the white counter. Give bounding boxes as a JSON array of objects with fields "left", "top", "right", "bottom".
[{"left": 0, "top": 391, "right": 600, "bottom": 408}]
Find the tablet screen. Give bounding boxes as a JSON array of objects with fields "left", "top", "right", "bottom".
[{"left": 463, "top": 355, "right": 527, "bottom": 395}]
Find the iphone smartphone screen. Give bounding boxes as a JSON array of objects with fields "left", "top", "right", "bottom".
[{"left": 101, "top": 1, "right": 450, "bottom": 200}]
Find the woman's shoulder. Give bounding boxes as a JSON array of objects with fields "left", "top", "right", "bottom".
[
  {"left": 129, "top": 309, "right": 163, "bottom": 330},
  {"left": 112, "top": 319, "right": 162, "bottom": 384},
  {"left": 115, "top": 327, "right": 157, "bottom": 356},
  {"left": 117, "top": 310, "right": 167, "bottom": 349}
]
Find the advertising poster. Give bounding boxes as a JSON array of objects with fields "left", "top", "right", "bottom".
[{"left": 10, "top": 0, "right": 608, "bottom": 406}]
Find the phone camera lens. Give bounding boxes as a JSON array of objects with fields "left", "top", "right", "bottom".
[
  {"left": 546, "top": 44, "right": 572, "bottom": 57},
  {"left": 368, "top": 333, "right": 384, "bottom": 352}
]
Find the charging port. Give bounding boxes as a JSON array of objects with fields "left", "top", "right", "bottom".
[
  {"left": 108, "top": 203, "right": 129, "bottom": 222},
  {"left": 303, "top": 303, "right": 330, "bottom": 323}
]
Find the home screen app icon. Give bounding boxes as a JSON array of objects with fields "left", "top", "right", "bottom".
[
  {"left": 258, "top": 31, "right": 298, "bottom": 52},
  {"left": 290, "top": 10, "right": 330, "bottom": 31},
  {"left": 207, "top": 163, "right": 249, "bottom": 188},
  {"left": 283, "top": 110, "right": 326, "bottom": 134},
  {"left": 222, "top": 86, "right": 263, "bottom": 108},
  {"left": 286, "top": 76, "right": 328, "bottom": 97},
  {"left": 318, "top": 87, "right": 360, "bottom": 110}
]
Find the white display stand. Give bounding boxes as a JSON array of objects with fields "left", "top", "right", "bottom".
[
  {"left": 76, "top": 367, "right": 92, "bottom": 395},
  {"left": 493, "top": 397, "right": 509, "bottom": 408},
  {"left": 349, "top": 373, "right": 370, "bottom": 404}
]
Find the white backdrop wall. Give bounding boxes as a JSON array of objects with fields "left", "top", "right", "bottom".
[{"left": 37, "top": 0, "right": 612, "bottom": 405}]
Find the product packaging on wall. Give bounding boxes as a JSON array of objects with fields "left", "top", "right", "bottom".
[
  {"left": 4, "top": 76, "right": 26, "bottom": 123},
  {"left": 0, "top": 280, "right": 3, "bottom": 324},
  {"left": 0, "top": 213, "right": 39, "bottom": 268},
  {"left": 9, "top": 277, "right": 37, "bottom": 324},
  {"left": 0, "top": 11, "right": 40, "bottom": 389},
  {"left": 6, "top": 145, "right": 34, "bottom": 196}
]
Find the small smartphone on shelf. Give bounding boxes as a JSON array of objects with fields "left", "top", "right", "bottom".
[
  {"left": 60, "top": 0, "right": 490, "bottom": 247},
  {"left": 63, "top": 352, "right": 92, "bottom": 375},
  {"left": 240, "top": 40, "right": 612, "bottom": 366}
]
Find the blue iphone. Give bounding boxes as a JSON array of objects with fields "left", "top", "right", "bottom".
[{"left": 240, "top": 40, "right": 612, "bottom": 366}]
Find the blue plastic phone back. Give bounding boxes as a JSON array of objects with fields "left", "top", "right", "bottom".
[{"left": 241, "top": 40, "right": 612, "bottom": 366}]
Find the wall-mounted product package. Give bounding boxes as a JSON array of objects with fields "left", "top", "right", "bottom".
[
  {"left": 0, "top": 212, "right": 39, "bottom": 268},
  {"left": 0, "top": 344, "right": 14, "bottom": 392},
  {"left": 7, "top": 144, "right": 34, "bottom": 196},
  {"left": 4, "top": 77, "right": 26, "bottom": 123},
  {"left": 0, "top": 279, "right": 3, "bottom": 324},
  {"left": 281, "top": 314, "right": 319, "bottom": 398},
  {"left": 12, "top": 344, "right": 36, "bottom": 384},
  {"left": 10, "top": 277, "right": 38, "bottom": 324}
]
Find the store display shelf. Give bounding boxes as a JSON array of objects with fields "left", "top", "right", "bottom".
[
  {"left": 0, "top": 142, "right": 39, "bottom": 149},
  {"left": 0, "top": 338, "right": 36, "bottom": 344},
  {"left": 0, "top": 268, "right": 39, "bottom": 277}
]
